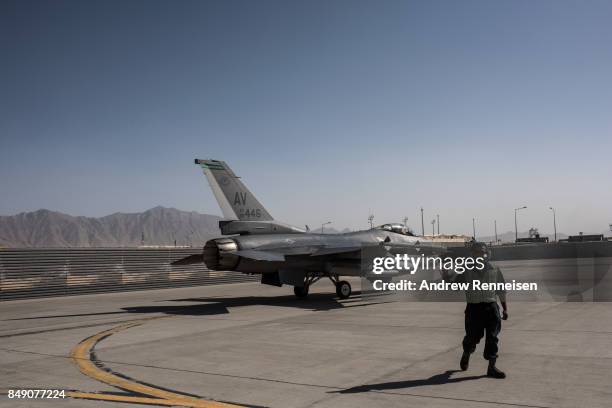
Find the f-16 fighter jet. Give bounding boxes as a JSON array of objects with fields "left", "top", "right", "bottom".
[{"left": 175, "top": 159, "right": 434, "bottom": 299}]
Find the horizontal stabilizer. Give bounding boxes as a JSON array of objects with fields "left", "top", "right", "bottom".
[{"left": 171, "top": 254, "right": 203, "bottom": 266}]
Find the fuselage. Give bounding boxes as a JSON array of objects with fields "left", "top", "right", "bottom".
[
  {"left": 203, "top": 228, "right": 429, "bottom": 276},
  {"left": 234, "top": 229, "right": 420, "bottom": 251}
]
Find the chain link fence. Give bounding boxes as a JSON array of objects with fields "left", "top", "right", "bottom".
[{"left": 0, "top": 248, "right": 258, "bottom": 301}]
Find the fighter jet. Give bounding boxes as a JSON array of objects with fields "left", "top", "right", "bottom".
[{"left": 175, "top": 159, "right": 434, "bottom": 299}]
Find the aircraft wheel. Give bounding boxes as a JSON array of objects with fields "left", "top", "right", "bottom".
[
  {"left": 294, "top": 285, "right": 309, "bottom": 298},
  {"left": 336, "top": 280, "right": 352, "bottom": 299}
]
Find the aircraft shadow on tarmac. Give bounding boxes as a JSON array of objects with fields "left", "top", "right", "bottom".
[
  {"left": 122, "top": 291, "right": 393, "bottom": 316},
  {"left": 333, "top": 370, "right": 487, "bottom": 394},
  {"left": 7, "top": 291, "right": 394, "bottom": 320}
]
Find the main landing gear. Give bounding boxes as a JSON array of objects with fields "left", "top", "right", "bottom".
[
  {"left": 293, "top": 274, "right": 352, "bottom": 300},
  {"left": 294, "top": 272, "right": 320, "bottom": 299},
  {"left": 293, "top": 285, "right": 309, "bottom": 298}
]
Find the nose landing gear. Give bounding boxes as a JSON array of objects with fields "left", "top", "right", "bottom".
[
  {"left": 329, "top": 275, "right": 352, "bottom": 299},
  {"left": 335, "top": 280, "right": 352, "bottom": 299}
]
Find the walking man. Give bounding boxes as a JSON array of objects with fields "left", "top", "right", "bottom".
[{"left": 445, "top": 241, "right": 508, "bottom": 378}]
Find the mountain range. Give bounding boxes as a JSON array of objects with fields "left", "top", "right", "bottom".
[{"left": 0, "top": 207, "right": 223, "bottom": 248}]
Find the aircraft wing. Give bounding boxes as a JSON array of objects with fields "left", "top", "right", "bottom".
[
  {"left": 232, "top": 250, "right": 286, "bottom": 262},
  {"left": 173, "top": 249, "right": 289, "bottom": 265},
  {"left": 232, "top": 245, "right": 361, "bottom": 261},
  {"left": 309, "top": 246, "right": 361, "bottom": 256}
]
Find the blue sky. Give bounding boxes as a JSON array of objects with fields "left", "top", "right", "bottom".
[{"left": 1, "top": 0, "right": 611, "bottom": 236}]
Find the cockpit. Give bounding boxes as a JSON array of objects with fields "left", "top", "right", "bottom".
[{"left": 375, "top": 223, "right": 415, "bottom": 236}]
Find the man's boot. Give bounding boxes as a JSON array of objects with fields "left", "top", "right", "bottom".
[
  {"left": 487, "top": 358, "right": 506, "bottom": 379},
  {"left": 460, "top": 352, "right": 470, "bottom": 371}
]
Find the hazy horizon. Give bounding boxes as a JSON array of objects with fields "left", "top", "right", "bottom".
[
  {"left": 2, "top": 0, "right": 611, "bottom": 237},
  {"left": 2, "top": 205, "right": 608, "bottom": 239}
]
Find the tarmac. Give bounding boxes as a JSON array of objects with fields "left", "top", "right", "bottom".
[{"left": 1, "top": 277, "right": 611, "bottom": 407}]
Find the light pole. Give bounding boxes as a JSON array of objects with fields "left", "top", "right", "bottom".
[
  {"left": 514, "top": 206, "right": 527, "bottom": 242},
  {"left": 549, "top": 207, "right": 557, "bottom": 242},
  {"left": 494, "top": 220, "right": 498, "bottom": 244},
  {"left": 420, "top": 207, "right": 424, "bottom": 237},
  {"left": 321, "top": 221, "right": 332, "bottom": 233},
  {"left": 437, "top": 214, "right": 440, "bottom": 235}
]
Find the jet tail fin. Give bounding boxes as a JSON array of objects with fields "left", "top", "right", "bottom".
[{"left": 195, "top": 159, "right": 274, "bottom": 221}]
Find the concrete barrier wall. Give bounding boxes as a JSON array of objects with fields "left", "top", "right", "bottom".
[{"left": 0, "top": 248, "right": 258, "bottom": 301}]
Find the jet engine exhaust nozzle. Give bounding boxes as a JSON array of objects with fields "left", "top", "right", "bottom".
[{"left": 203, "top": 238, "right": 239, "bottom": 270}]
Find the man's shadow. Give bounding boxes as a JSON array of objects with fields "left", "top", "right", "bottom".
[{"left": 333, "top": 370, "right": 486, "bottom": 394}]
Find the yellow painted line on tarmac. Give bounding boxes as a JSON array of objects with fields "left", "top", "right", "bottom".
[
  {"left": 69, "top": 319, "right": 243, "bottom": 408},
  {"left": 66, "top": 391, "right": 204, "bottom": 406}
]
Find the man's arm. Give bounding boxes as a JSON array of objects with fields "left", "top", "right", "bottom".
[
  {"left": 500, "top": 300, "right": 508, "bottom": 320},
  {"left": 497, "top": 268, "right": 508, "bottom": 320}
]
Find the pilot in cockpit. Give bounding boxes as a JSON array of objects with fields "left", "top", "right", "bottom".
[{"left": 376, "top": 223, "right": 415, "bottom": 236}]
